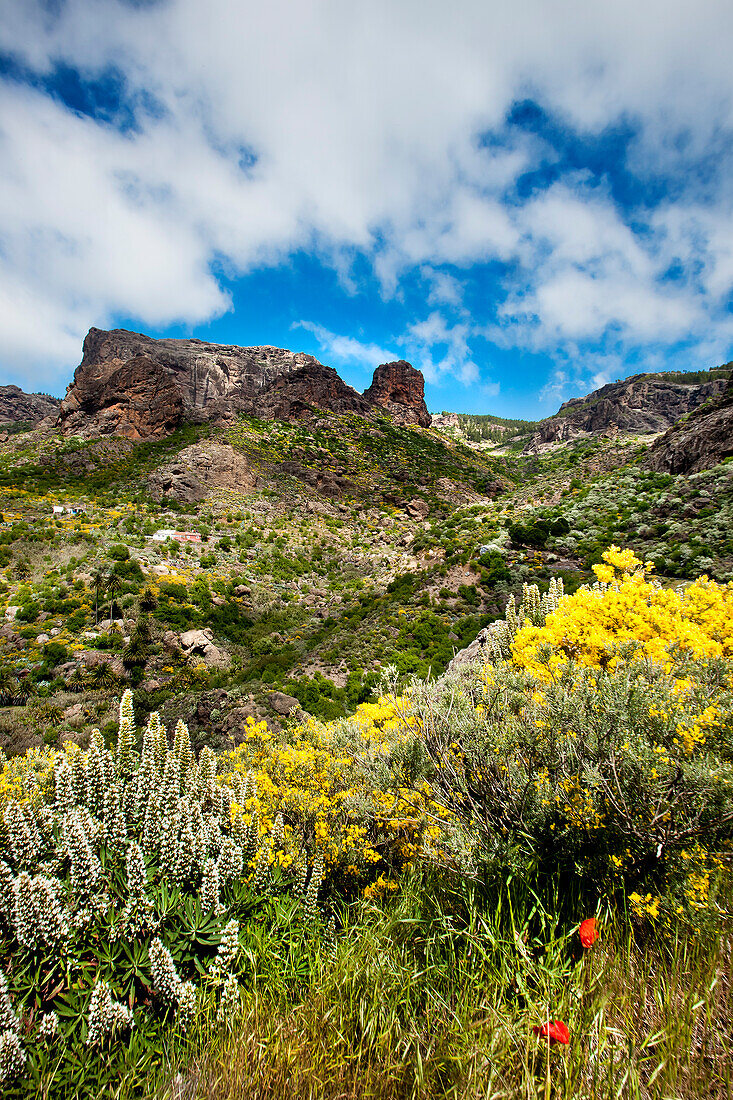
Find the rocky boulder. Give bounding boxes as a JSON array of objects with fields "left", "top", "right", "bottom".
[
  {"left": 179, "top": 628, "right": 226, "bottom": 667},
  {"left": 363, "top": 361, "right": 432, "bottom": 427},
  {"left": 447, "top": 627, "right": 490, "bottom": 670},
  {"left": 268, "top": 691, "right": 300, "bottom": 716},
  {"left": 148, "top": 443, "right": 260, "bottom": 503}
]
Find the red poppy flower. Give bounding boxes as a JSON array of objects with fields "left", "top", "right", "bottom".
[
  {"left": 579, "top": 917, "right": 599, "bottom": 949},
  {"left": 533, "top": 1020, "right": 570, "bottom": 1045}
]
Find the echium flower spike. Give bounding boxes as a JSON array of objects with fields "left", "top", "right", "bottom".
[
  {"left": 0, "top": 861, "right": 13, "bottom": 924},
  {"left": 103, "top": 783, "right": 126, "bottom": 853},
  {"left": 66, "top": 810, "right": 101, "bottom": 898},
  {"left": 0, "top": 1029, "right": 26, "bottom": 1087},
  {"left": 172, "top": 809, "right": 196, "bottom": 886},
  {"left": 126, "top": 841, "right": 149, "bottom": 899},
  {"left": 217, "top": 837, "right": 242, "bottom": 887},
  {"left": 176, "top": 980, "right": 196, "bottom": 1030},
  {"left": 120, "top": 842, "right": 155, "bottom": 938},
  {"left": 149, "top": 937, "right": 181, "bottom": 1003},
  {"left": 199, "top": 746, "right": 217, "bottom": 807},
  {"left": 173, "top": 720, "right": 192, "bottom": 785},
  {"left": 200, "top": 857, "right": 223, "bottom": 916},
  {"left": 0, "top": 973, "right": 19, "bottom": 1034},
  {"left": 85, "top": 730, "right": 105, "bottom": 815},
  {"left": 54, "top": 757, "right": 75, "bottom": 818},
  {"left": 217, "top": 973, "right": 240, "bottom": 1027},
  {"left": 142, "top": 791, "right": 161, "bottom": 859},
  {"left": 303, "top": 855, "right": 324, "bottom": 924},
  {"left": 70, "top": 745, "right": 86, "bottom": 805},
  {"left": 161, "top": 752, "right": 181, "bottom": 820},
  {"left": 213, "top": 919, "right": 240, "bottom": 974},
  {"left": 38, "top": 1012, "right": 59, "bottom": 1042},
  {"left": 116, "top": 689, "right": 137, "bottom": 780},
  {"left": 3, "top": 801, "right": 41, "bottom": 870},
  {"left": 293, "top": 858, "right": 308, "bottom": 899},
  {"left": 143, "top": 711, "right": 165, "bottom": 775},
  {"left": 12, "top": 873, "right": 67, "bottom": 952},
  {"left": 86, "top": 980, "right": 133, "bottom": 1047}
]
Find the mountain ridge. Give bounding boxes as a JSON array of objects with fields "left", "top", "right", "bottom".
[{"left": 56, "top": 327, "right": 431, "bottom": 439}]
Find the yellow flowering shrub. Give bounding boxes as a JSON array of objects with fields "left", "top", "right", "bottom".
[
  {"left": 0, "top": 745, "right": 56, "bottom": 810},
  {"left": 403, "top": 551, "right": 733, "bottom": 920},
  {"left": 216, "top": 698, "right": 450, "bottom": 890},
  {"left": 512, "top": 546, "right": 733, "bottom": 677}
]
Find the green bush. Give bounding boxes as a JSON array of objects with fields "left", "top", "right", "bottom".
[{"left": 407, "top": 652, "right": 733, "bottom": 911}]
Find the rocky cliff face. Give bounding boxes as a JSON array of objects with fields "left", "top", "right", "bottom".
[
  {"left": 363, "top": 360, "right": 432, "bottom": 427},
  {"left": 148, "top": 443, "right": 260, "bottom": 502},
  {"left": 57, "top": 329, "right": 429, "bottom": 438},
  {"left": 646, "top": 376, "right": 733, "bottom": 474},
  {"left": 524, "top": 373, "right": 728, "bottom": 452},
  {"left": 0, "top": 386, "right": 60, "bottom": 427}
]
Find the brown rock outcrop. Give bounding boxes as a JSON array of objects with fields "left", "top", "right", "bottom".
[
  {"left": 257, "top": 361, "right": 372, "bottom": 421},
  {"left": 147, "top": 443, "right": 260, "bottom": 503},
  {"left": 58, "top": 328, "right": 323, "bottom": 439},
  {"left": 57, "top": 328, "right": 431, "bottom": 438},
  {"left": 646, "top": 376, "right": 733, "bottom": 474},
  {"left": 0, "top": 386, "right": 60, "bottom": 427},
  {"left": 363, "top": 360, "right": 432, "bottom": 427},
  {"left": 524, "top": 371, "right": 729, "bottom": 452}
]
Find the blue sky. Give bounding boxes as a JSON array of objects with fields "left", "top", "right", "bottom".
[{"left": 0, "top": 1, "right": 732, "bottom": 418}]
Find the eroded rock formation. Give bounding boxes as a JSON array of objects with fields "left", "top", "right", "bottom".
[
  {"left": 147, "top": 443, "right": 260, "bottom": 503},
  {"left": 57, "top": 329, "right": 432, "bottom": 438},
  {"left": 0, "top": 386, "right": 60, "bottom": 427},
  {"left": 646, "top": 376, "right": 733, "bottom": 473},
  {"left": 363, "top": 360, "right": 432, "bottom": 427},
  {"left": 524, "top": 373, "right": 728, "bottom": 452}
]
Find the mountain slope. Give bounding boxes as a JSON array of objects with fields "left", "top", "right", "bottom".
[
  {"left": 523, "top": 368, "right": 730, "bottom": 451},
  {"left": 646, "top": 373, "right": 733, "bottom": 473}
]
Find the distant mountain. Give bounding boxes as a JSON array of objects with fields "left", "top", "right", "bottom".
[
  {"left": 0, "top": 385, "right": 60, "bottom": 428},
  {"left": 646, "top": 373, "right": 733, "bottom": 474},
  {"left": 523, "top": 367, "right": 731, "bottom": 452},
  {"left": 56, "top": 328, "right": 431, "bottom": 439}
]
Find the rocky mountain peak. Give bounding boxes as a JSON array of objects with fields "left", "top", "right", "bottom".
[
  {"left": 524, "top": 371, "right": 729, "bottom": 453},
  {"left": 56, "top": 329, "right": 431, "bottom": 438},
  {"left": 363, "top": 360, "right": 431, "bottom": 427}
]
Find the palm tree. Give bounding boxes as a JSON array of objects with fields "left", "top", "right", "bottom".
[
  {"left": 92, "top": 567, "right": 106, "bottom": 625},
  {"left": 105, "top": 570, "right": 124, "bottom": 626},
  {"left": 87, "top": 661, "right": 119, "bottom": 692},
  {"left": 138, "top": 587, "right": 158, "bottom": 613}
]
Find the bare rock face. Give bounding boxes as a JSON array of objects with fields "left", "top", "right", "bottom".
[
  {"left": 0, "top": 385, "right": 60, "bottom": 427},
  {"left": 447, "top": 627, "right": 490, "bottom": 670},
  {"left": 57, "top": 328, "right": 431, "bottom": 438},
  {"left": 148, "top": 443, "right": 260, "bottom": 503},
  {"left": 257, "top": 361, "right": 372, "bottom": 421},
  {"left": 58, "top": 328, "right": 324, "bottom": 439},
  {"left": 646, "top": 376, "right": 733, "bottom": 474},
  {"left": 524, "top": 373, "right": 728, "bottom": 452},
  {"left": 363, "top": 361, "right": 432, "bottom": 427}
]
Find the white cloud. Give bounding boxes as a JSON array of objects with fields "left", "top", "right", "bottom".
[
  {"left": 293, "top": 322, "right": 397, "bottom": 372},
  {"left": 0, "top": 0, "right": 732, "bottom": 392}
]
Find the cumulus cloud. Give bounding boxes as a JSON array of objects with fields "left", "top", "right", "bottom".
[
  {"left": 293, "top": 322, "right": 398, "bottom": 374},
  {"left": 0, "top": 0, "right": 731, "bottom": 394}
]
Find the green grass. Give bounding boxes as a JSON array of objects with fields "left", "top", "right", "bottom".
[{"left": 159, "top": 875, "right": 732, "bottom": 1100}]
